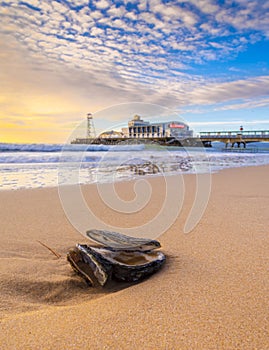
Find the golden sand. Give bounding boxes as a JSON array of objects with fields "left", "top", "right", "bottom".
[{"left": 0, "top": 166, "right": 268, "bottom": 349}]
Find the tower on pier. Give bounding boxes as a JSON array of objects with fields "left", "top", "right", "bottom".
[{"left": 87, "top": 113, "right": 96, "bottom": 138}]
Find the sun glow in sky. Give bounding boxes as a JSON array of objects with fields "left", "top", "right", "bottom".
[{"left": 0, "top": 0, "right": 269, "bottom": 143}]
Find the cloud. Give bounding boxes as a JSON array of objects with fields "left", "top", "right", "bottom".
[
  {"left": 214, "top": 98, "right": 269, "bottom": 111},
  {"left": 2, "top": 0, "right": 268, "bottom": 88},
  {"left": 94, "top": 0, "right": 111, "bottom": 10},
  {"left": 1, "top": 0, "right": 269, "bottom": 142},
  {"left": 187, "top": 76, "right": 269, "bottom": 105},
  {"left": 189, "top": 119, "right": 269, "bottom": 127},
  {"left": 0, "top": 117, "right": 26, "bottom": 126}
]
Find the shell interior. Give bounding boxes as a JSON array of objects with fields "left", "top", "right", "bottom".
[{"left": 95, "top": 247, "right": 165, "bottom": 266}]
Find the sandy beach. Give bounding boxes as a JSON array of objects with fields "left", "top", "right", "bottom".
[{"left": 1, "top": 165, "right": 268, "bottom": 349}]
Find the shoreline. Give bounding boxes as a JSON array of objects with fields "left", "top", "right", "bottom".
[
  {"left": 1, "top": 165, "right": 269, "bottom": 349},
  {"left": 0, "top": 162, "right": 269, "bottom": 193}
]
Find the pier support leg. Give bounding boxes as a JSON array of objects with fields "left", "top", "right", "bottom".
[
  {"left": 237, "top": 142, "right": 240, "bottom": 148},
  {"left": 243, "top": 142, "right": 246, "bottom": 148},
  {"left": 232, "top": 143, "right": 234, "bottom": 148}
]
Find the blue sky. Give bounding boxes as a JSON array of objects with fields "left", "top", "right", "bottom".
[{"left": 0, "top": 0, "right": 269, "bottom": 142}]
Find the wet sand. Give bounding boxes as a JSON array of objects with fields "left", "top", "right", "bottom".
[{"left": 1, "top": 166, "right": 268, "bottom": 349}]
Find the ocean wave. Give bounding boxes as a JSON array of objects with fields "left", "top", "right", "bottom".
[
  {"left": 0, "top": 143, "right": 145, "bottom": 153},
  {"left": 1, "top": 147, "right": 269, "bottom": 190},
  {"left": 0, "top": 154, "right": 102, "bottom": 164}
]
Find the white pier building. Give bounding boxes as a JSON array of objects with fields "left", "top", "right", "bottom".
[{"left": 122, "top": 115, "right": 193, "bottom": 139}]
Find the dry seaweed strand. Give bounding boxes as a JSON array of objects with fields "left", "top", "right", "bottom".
[{"left": 37, "top": 240, "right": 61, "bottom": 259}]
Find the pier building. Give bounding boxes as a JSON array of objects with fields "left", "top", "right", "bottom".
[{"left": 124, "top": 115, "right": 193, "bottom": 139}]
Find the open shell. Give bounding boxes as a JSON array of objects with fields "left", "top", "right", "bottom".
[{"left": 68, "top": 229, "right": 166, "bottom": 287}]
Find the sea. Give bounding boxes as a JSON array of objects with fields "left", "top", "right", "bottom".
[{"left": 1, "top": 142, "right": 269, "bottom": 191}]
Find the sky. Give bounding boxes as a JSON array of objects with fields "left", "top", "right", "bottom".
[{"left": 0, "top": 0, "right": 269, "bottom": 143}]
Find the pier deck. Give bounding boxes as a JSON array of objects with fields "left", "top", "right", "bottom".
[
  {"left": 71, "top": 130, "right": 269, "bottom": 148},
  {"left": 199, "top": 130, "right": 269, "bottom": 148}
]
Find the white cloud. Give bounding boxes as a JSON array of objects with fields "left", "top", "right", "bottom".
[
  {"left": 188, "top": 76, "right": 269, "bottom": 105},
  {"left": 191, "top": 0, "right": 220, "bottom": 15},
  {"left": 90, "top": 26, "right": 104, "bottom": 36},
  {"left": 94, "top": 0, "right": 110, "bottom": 10},
  {"left": 138, "top": 1, "right": 148, "bottom": 11},
  {"left": 1, "top": 0, "right": 269, "bottom": 118},
  {"left": 68, "top": 0, "right": 89, "bottom": 6},
  {"left": 215, "top": 98, "right": 269, "bottom": 111},
  {"left": 189, "top": 119, "right": 269, "bottom": 127},
  {"left": 125, "top": 11, "right": 137, "bottom": 21},
  {"left": 107, "top": 5, "right": 126, "bottom": 17}
]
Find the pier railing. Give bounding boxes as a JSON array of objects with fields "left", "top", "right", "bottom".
[
  {"left": 199, "top": 130, "right": 269, "bottom": 148},
  {"left": 199, "top": 130, "right": 269, "bottom": 139}
]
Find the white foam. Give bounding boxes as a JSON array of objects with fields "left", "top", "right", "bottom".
[
  {"left": 1, "top": 144, "right": 269, "bottom": 190},
  {"left": 0, "top": 143, "right": 145, "bottom": 153}
]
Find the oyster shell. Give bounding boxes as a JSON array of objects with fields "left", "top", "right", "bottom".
[{"left": 67, "top": 244, "right": 166, "bottom": 287}]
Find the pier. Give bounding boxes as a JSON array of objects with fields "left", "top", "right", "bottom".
[
  {"left": 71, "top": 114, "right": 269, "bottom": 148},
  {"left": 199, "top": 130, "right": 269, "bottom": 148},
  {"left": 71, "top": 131, "right": 269, "bottom": 148}
]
